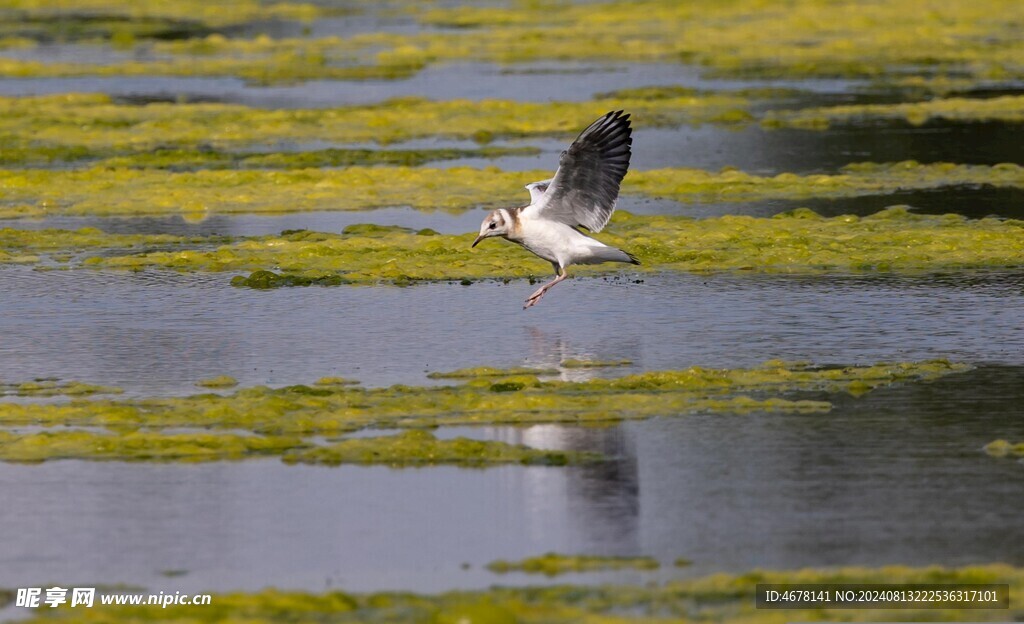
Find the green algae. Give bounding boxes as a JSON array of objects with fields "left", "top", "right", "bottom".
[
  {"left": 14, "top": 564, "right": 1024, "bottom": 623},
  {"left": 0, "top": 0, "right": 323, "bottom": 29},
  {"left": 0, "top": 165, "right": 538, "bottom": 218},
  {"left": 3, "top": 379, "right": 122, "bottom": 397},
  {"left": 195, "top": 375, "right": 238, "bottom": 389},
  {"left": 0, "top": 0, "right": 1021, "bottom": 89},
  {"left": 0, "top": 227, "right": 202, "bottom": 253},
  {"left": 0, "top": 92, "right": 747, "bottom": 157},
  {"left": 282, "top": 430, "right": 594, "bottom": 468},
  {"left": 0, "top": 430, "right": 304, "bottom": 463},
  {"left": 487, "top": 553, "right": 660, "bottom": 576},
  {"left": 230, "top": 270, "right": 349, "bottom": 289},
  {"left": 5, "top": 207, "right": 1024, "bottom": 283},
  {"left": 561, "top": 359, "right": 633, "bottom": 369},
  {"left": 47, "top": 208, "right": 1024, "bottom": 283},
  {"left": 3, "top": 0, "right": 1019, "bottom": 89},
  {"left": 3, "top": 159, "right": 1023, "bottom": 220},
  {"left": 0, "top": 131, "right": 544, "bottom": 170},
  {"left": 0, "top": 429, "right": 591, "bottom": 467},
  {"left": 0, "top": 360, "right": 968, "bottom": 438},
  {"left": 0, "top": 227, "right": 219, "bottom": 269},
  {"left": 410, "top": 0, "right": 1024, "bottom": 85},
  {"left": 313, "top": 376, "right": 359, "bottom": 387},
  {"left": 93, "top": 146, "right": 540, "bottom": 171},
  {"left": 983, "top": 439, "right": 1024, "bottom": 458},
  {"left": 426, "top": 366, "right": 560, "bottom": 379},
  {"left": 763, "top": 95, "right": 1024, "bottom": 129},
  {"left": 627, "top": 162, "right": 1024, "bottom": 204}
]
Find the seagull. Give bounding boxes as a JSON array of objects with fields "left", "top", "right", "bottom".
[{"left": 471, "top": 110, "right": 639, "bottom": 309}]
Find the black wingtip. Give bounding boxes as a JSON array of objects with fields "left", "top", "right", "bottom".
[{"left": 627, "top": 251, "right": 641, "bottom": 265}]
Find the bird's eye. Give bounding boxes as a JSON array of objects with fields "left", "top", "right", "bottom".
[{"left": 489, "top": 222, "right": 497, "bottom": 229}]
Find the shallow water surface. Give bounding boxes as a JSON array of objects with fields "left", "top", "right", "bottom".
[
  {"left": 0, "top": 365, "right": 1021, "bottom": 595},
  {"left": 1, "top": 268, "right": 1022, "bottom": 394},
  {"left": 0, "top": 62, "right": 865, "bottom": 107},
  {"left": 2, "top": 12, "right": 1023, "bottom": 606}
]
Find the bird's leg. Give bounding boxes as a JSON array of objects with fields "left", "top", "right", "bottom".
[{"left": 524, "top": 267, "right": 568, "bottom": 309}]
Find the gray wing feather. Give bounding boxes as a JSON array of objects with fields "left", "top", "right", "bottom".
[{"left": 527, "top": 110, "right": 632, "bottom": 232}]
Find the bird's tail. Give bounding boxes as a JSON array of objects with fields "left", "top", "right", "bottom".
[{"left": 585, "top": 245, "right": 641, "bottom": 265}]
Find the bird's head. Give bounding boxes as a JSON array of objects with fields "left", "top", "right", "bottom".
[{"left": 472, "top": 209, "right": 510, "bottom": 247}]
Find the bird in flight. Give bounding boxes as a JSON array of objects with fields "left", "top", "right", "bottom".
[{"left": 471, "top": 110, "right": 639, "bottom": 309}]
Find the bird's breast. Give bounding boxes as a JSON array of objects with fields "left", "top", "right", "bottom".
[{"left": 516, "top": 219, "right": 596, "bottom": 266}]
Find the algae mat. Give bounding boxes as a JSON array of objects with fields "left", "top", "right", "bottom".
[
  {"left": 3, "top": 208, "right": 1022, "bottom": 284},
  {"left": 7, "top": 564, "right": 1021, "bottom": 622},
  {"left": 0, "top": 92, "right": 748, "bottom": 154},
  {"left": 763, "top": 95, "right": 1024, "bottom": 129},
  {"left": 1, "top": 0, "right": 1022, "bottom": 89},
  {"left": 2, "top": 161, "right": 1024, "bottom": 219},
  {"left": 0, "top": 360, "right": 968, "bottom": 463},
  {"left": 487, "top": 553, "right": 661, "bottom": 576}
]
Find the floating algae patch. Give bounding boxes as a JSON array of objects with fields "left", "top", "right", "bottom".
[
  {"left": 611, "top": 206, "right": 1024, "bottom": 275},
  {"left": 91, "top": 146, "right": 541, "bottom": 171},
  {"left": 0, "top": 93, "right": 748, "bottom": 155},
  {"left": 0, "top": 227, "right": 221, "bottom": 267},
  {"left": 15, "top": 564, "right": 1024, "bottom": 623},
  {"left": 313, "top": 376, "right": 359, "bottom": 387},
  {"left": 282, "top": 430, "right": 594, "bottom": 467},
  {"left": 0, "top": 227, "right": 203, "bottom": 253},
  {"left": 0, "top": 38, "right": 425, "bottom": 84},
  {"left": 0, "top": 165, "right": 543, "bottom": 218},
  {"left": 53, "top": 208, "right": 1024, "bottom": 283},
  {"left": 627, "top": 162, "right": 1024, "bottom": 204},
  {"left": 763, "top": 95, "right": 1024, "bottom": 129},
  {"left": 487, "top": 553, "right": 660, "bottom": 576},
  {"left": 426, "top": 366, "right": 560, "bottom": 379},
  {"left": 0, "top": 429, "right": 589, "bottom": 466},
  {"left": 4, "top": 159, "right": 1024, "bottom": 219},
  {"left": 983, "top": 440, "right": 1024, "bottom": 459},
  {"left": 230, "top": 270, "right": 349, "bottom": 289},
  {"left": 0, "top": 430, "right": 304, "bottom": 463},
  {"left": 0, "top": 0, "right": 324, "bottom": 29},
  {"left": 2, "top": 379, "right": 122, "bottom": 397},
  {"left": 5, "top": 207, "right": 1024, "bottom": 280},
  {"left": 194, "top": 375, "right": 238, "bottom": 389},
  {"left": 0, "top": 360, "right": 969, "bottom": 441}
]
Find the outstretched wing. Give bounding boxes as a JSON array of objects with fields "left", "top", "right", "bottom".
[
  {"left": 522, "top": 110, "right": 632, "bottom": 232},
  {"left": 524, "top": 179, "right": 552, "bottom": 203}
]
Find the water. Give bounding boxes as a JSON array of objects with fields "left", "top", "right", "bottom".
[
  {"left": 0, "top": 62, "right": 868, "bottom": 107},
  {"left": 1, "top": 268, "right": 1022, "bottom": 395},
  {"left": 0, "top": 366, "right": 1021, "bottom": 595},
  {"left": 0, "top": 208, "right": 487, "bottom": 238},
  {"left": 2, "top": 7, "right": 1024, "bottom": 604}
]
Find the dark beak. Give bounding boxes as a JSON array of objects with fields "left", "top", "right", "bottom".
[{"left": 471, "top": 234, "right": 484, "bottom": 248}]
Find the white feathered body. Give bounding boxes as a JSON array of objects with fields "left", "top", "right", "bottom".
[
  {"left": 471, "top": 110, "right": 637, "bottom": 307},
  {"left": 504, "top": 206, "right": 633, "bottom": 270}
]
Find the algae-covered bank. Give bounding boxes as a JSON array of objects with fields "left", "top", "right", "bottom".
[
  {"left": 9, "top": 565, "right": 1023, "bottom": 623},
  {"left": 0, "top": 360, "right": 969, "bottom": 463},
  {"left": 1, "top": 0, "right": 1022, "bottom": 89},
  {"left": 487, "top": 553, "right": 660, "bottom": 576},
  {"left": 0, "top": 93, "right": 748, "bottom": 155},
  {"left": 3, "top": 161, "right": 1024, "bottom": 219},
  {"left": 5, "top": 208, "right": 1016, "bottom": 285}
]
